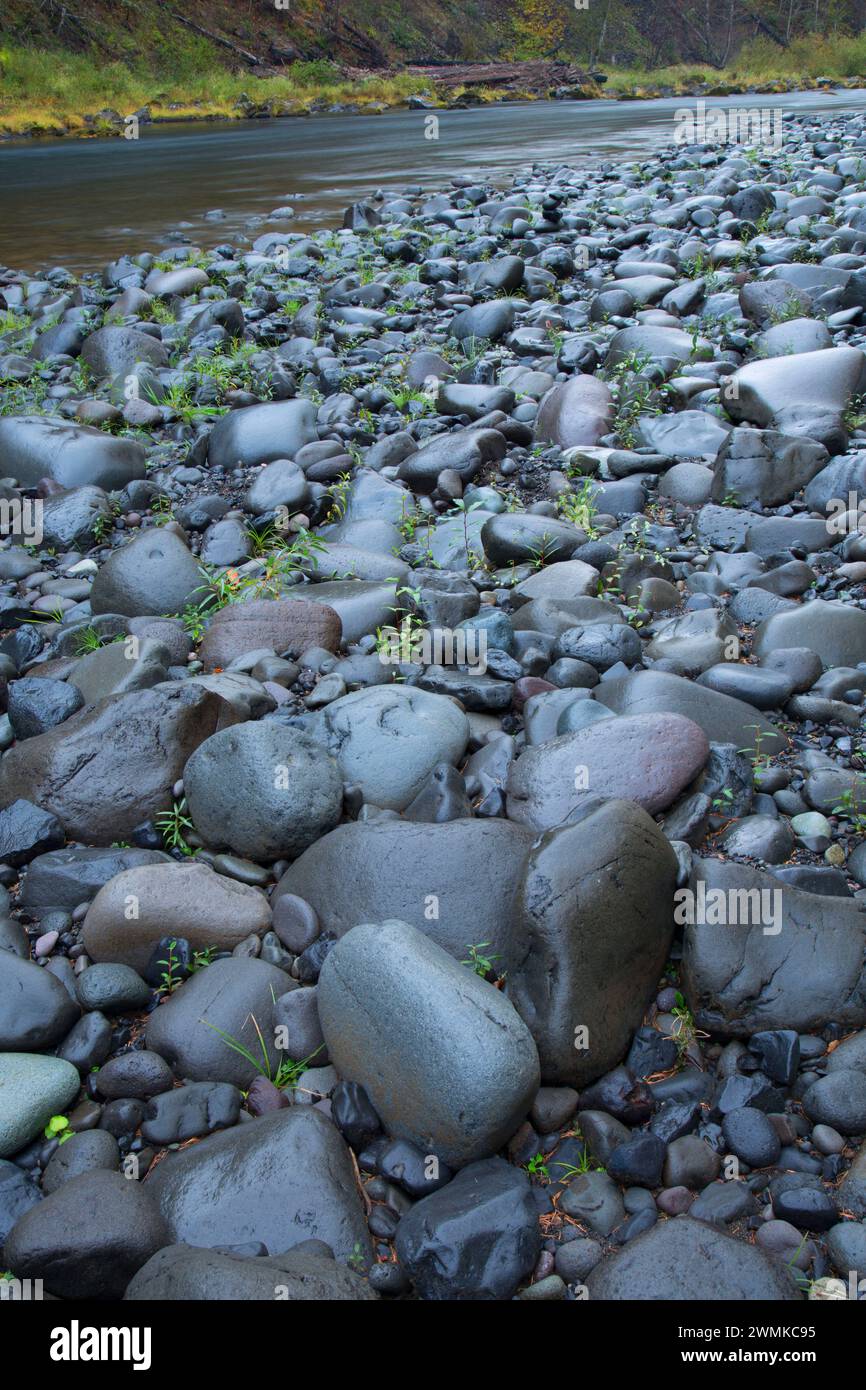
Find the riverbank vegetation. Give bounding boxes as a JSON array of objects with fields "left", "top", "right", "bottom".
[{"left": 2, "top": 0, "right": 866, "bottom": 137}]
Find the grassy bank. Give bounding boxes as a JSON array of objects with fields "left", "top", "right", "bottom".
[
  {"left": 3, "top": 32, "right": 866, "bottom": 139},
  {"left": 603, "top": 35, "right": 866, "bottom": 97},
  {"left": 0, "top": 48, "right": 434, "bottom": 136}
]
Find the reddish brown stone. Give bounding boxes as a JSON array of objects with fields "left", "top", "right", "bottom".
[
  {"left": 245, "top": 1076, "right": 291, "bottom": 1116},
  {"left": 199, "top": 598, "right": 341, "bottom": 670},
  {"left": 513, "top": 676, "right": 556, "bottom": 709}
]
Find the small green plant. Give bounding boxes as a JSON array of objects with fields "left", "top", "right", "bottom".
[
  {"left": 190, "top": 945, "right": 217, "bottom": 973},
  {"left": 670, "top": 991, "right": 705, "bottom": 1064},
  {"left": 155, "top": 797, "right": 195, "bottom": 856},
  {"left": 274, "top": 1045, "right": 324, "bottom": 1092},
  {"left": 556, "top": 1155, "right": 606, "bottom": 1178},
  {"left": 324, "top": 470, "right": 353, "bottom": 523},
  {"left": 347, "top": 1242, "right": 366, "bottom": 1273},
  {"left": 462, "top": 941, "right": 500, "bottom": 979},
  {"left": 833, "top": 785, "right": 866, "bottom": 833},
  {"left": 738, "top": 725, "right": 774, "bottom": 780},
  {"left": 28, "top": 602, "right": 66, "bottom": 626},
  {"left": 149, "top": 495, "right": 175, "bottom": 526},
  {"left": 43, "top": 1115, "right": 74, "bottom": 1145},
  {"left": 73, "top": 626, "right": 105, "bottom": 656},
  {"left": 525, "top": 1152, "right": 549, "bottom": 1181},
  {"left": 155, "top": 938, "right": 183, "bottom": 996},
  {"left": 202, "top": 1015, "right": 320, "bottom": 1090},
  {"left": 843, "top": 393, "right": 866, "bottom": 433},
  {"left": 557, "top": 478, "right": 599, "bottom": 537}
]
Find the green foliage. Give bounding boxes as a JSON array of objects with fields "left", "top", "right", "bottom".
[
  {"left": 44, "top": 1115, "right": 74, "bottom": 1144},
  {"left": 461, "top": 941, "right": 501, "bottom": 979},
  {"left": 155, "top": 798, "right": 195, "bottom": 856}
]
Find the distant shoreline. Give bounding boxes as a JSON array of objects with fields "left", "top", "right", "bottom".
[{"left": 1, "top": 55, "right": 862, "bottom": 144}]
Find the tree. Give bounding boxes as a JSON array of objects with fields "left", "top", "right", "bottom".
[{"left": 511, "top": 0, "right": 569, "bottom": 59}]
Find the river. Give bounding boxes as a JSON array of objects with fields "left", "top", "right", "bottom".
[{"left": 3, "top": 88, "right": 866, "bottom": 274}]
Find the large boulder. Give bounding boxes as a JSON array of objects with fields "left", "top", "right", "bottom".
[
  {"left": 80, "top": 326, "right": 169, "bottom": 380},
  {"left": 198, "top": 596, "right": 341, "bottom": 669},
  {"left": 183, "top": 723, "right": 343, "bottom": 862},
  {"left": 207, "top": 399, "right": 317, "bottom": 469},
  {"left": 3, "top": 1170, "right": 169, "bottom": 1299},
  {"left": 19, "top": 846, "right": 170, "bottom": 916},
  {"left": 143, "top": 1107, "right": 371, "bottom": 1261},
  {"left": 274, "top": 818, "right": 534, "bottom": 974},
  {"left": 711, "top": 428, "right": 829, "bottom": 508},
  {"left": 310, "top": 686, "right": 469, "bottom": 811},
  {"left": 0, "top": 1053, "right": 81, "bottom": 1158},
  {"left": 82, "top": 861, "right": 272, "bottom": 972},
  {"left": 753, "top": 599, "right": 866, "bottom": 670},
  {"left": 0, "top": 956, "right": 80, "bottom": 1051},
  {"left": 0, "top": 415, "right": 146, "bottom": 490},
  {"left": 682, "top": 859, "right": 866, "bottom": 1037},
  {"left": 506, "top": 800, "right": 677, "bottom": 1086},
  {"left": 0, "top": 685, "right": 236, "bottom": 844},
  {"left": 125, "top": 1244, "right": 377, "bottom": 1301},
  {"left": 90, "top": 530, "right": 202, "bottom": 618},
  {"left": 397, "top": 428, "right": 507, "bottom": 493},
  {"left": 394, "top": 1158, "right": 540, "bottom": 1300},
  {"left": 606, "top": 326, "right": 697, "bottom": 371},
  {"left": 592, "top": 670, "right": 785, "bottom": 755},
  {"left": 506, "top": 713, "right": 709, "bottom": 828},
  {"left": 534, "top": 375, "right": 613, "bottom": 448},
  {"left": 145, "top": 957, "right": 288, "bottom": 1086},
  {"left": 725, "top": 345, "right": 866, "bottom": 449},
  {"left": 586, "top": 1215, "right": 801, "bottom": 1300},
  {"left": 318, "top": 920, "right": 540, "bottom": 1168}
]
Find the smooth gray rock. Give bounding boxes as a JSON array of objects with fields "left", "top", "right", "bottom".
[
  {"left": 42, "top": 1129, "right": 120, "bottom": 1194},
  {"left": 274, "top": 818, "right": 533, "bottom": 976},
  {"left": 184, "top": 722, "right": 343, "bottom": 862},
  {"left": 753, "top": 600, "right": 866, "bottom": 669},
  {"left": 70, "top": 637, "right": 171, "bottom": 703},
  {"left": 394, "top": 1157, "right": 540, "bottom": 1300},
  {"left": 0, "top": 1053, "right": 80, "bottom": 1158},
  {"left": 726, "top": 345, "right": 866, "bottom": 449},
  {"left": 125, "top": 1243, "right": 378, "bottom": 1300},
  {"left": 0, "top": 415, "right": 146, "bottom": 490},
  {"left": 90, "top": 530, "right": 202, "bottom": 618},
  {"left": 143, "top": 1107, "right": 370, "bottom": 1261},
  {"left": 19, "top": 846, "right": 171, "bottom": 915},
  {"left": 506, "top": 800, "right": 677, "bottom": 1086},
  {"left": 310, "top": 685, "right": 469, "bottom": 812},
  {"left": 586, "top": 1215, "right": 801, "bottom": 1300},
  {"left": 3, "top": 1169, "right": 169, "bottom": 1299},
  {"left": 803, "top": 1070, "right": 866, "bottom": 1136},
  {"left": 208, "top": 399, "right": 317, "bottom": 469},
  {"left": 81, "top": 325, "right": 169, "bottom": 380},
  {"left": 145, "top": 957, "right": 289, "bottom": 1086},
  {"left": 506, "top": 713, "right": 709, "bottom": 827},
  {"left": 535, "top": 375, "right": 613, "bottom": 448},
  {"left": 0, "top": 684, "right": 234, "bottom": 844},
  {"left": 592, "top": 670, "right": 785, "bottom": 755},
  {"left": 82, "top": 861, "right": 271, "bottom": 972},
  {"left": 682, "top": 859, "right": 866, "bottom": 1037},
  {"left": 712, "top": 428, "right": 828, "bottom": 507},
  {"left": 317, "top": 920, "right": 540, "bottom": 1167}
]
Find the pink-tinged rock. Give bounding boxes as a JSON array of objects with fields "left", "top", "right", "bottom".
[
  {"left": 199, "top": 598, "right": 341, "bottom": 670},
  {"left": 506, "top": 712, "right": 710, "bottom": 829},
  {"left": 534, "top": 374, "right": 614, "bottom": 449}
]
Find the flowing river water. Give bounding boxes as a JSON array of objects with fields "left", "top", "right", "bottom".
[{"left": 4, "top": 87, "right": 866, "bottom": 273}]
